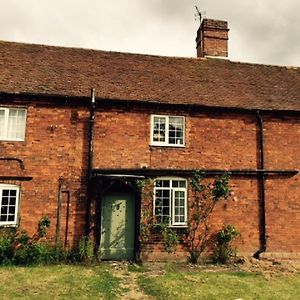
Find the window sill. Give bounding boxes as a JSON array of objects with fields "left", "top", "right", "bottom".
[
  {"left": 0, "top": 139, "right": 25, "bottom": 142},
  {"left": 169, "top": 225, "right": 188, "bottom": 229},
  {"left": 150, "top": 143, "right": 185, "bottom": 148},
  {"left": 0, "top": 224, "right": 18, "bottom": 227}
]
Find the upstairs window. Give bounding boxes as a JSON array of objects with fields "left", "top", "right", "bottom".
[
  {"left": 151, "top": 115, "right": 185, "bottom": 146},
  {"left": 0, "top": 108, "right": 27, "bottom": 141},
  {"left": 0, "top": 184, "right": 20, "bottom": 226},
  {"left": 154, "top": 178, "right": 187, "bottom": 227}
]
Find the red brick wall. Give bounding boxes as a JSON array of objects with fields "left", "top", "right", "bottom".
[
  {"left": 93, "top": 109, "right": 257, "bottom": 170},
  {"left": 0, "top": 101, "right": 89, "bottom": 247},
  {"left": 264, "top": 116, "right": 300, "bottom": 253},
  {"left": 1, "top": 100, "right": 299, "bottom": 258}
]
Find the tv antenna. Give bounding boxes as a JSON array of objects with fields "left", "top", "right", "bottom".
[{"left": 194, "top": 5, "right": 206, "bottom": 24}]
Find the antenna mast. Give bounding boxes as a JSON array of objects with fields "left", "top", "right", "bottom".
[{"left": 194, "top": 5, "right": 206, "bottom": 24}]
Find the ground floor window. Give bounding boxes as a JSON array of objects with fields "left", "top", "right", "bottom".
[
  {"left": 0, "top": 184, "right": 20, "bottom": 226},
  {"left": 153, "top": 178, "right": 187, "bottom": 226}
]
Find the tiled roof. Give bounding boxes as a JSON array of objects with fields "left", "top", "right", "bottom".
[{"left": 1, "top": 40, "right": 300, "bottom": 111}]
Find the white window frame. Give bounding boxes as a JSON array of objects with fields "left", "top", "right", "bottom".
[
  {"left": 0, "top": 184, "right": 20, "bottom": 226},
  {"left": 153, "top": 177, "right": 187, "bottom": 227},
  {"left": 0, "top": 107, "right": 27, "bottom": 141},
  {"left": 150, "top": 115, "right": 185, "bottom": 147}
]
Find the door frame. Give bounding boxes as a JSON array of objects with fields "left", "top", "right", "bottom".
[{"left": 94, "top": 177, "right": 142, "bottom": 262}]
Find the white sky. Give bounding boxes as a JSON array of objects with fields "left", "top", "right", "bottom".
[{"left": 1, "top": 0, "right": 300, "bottom": 66}]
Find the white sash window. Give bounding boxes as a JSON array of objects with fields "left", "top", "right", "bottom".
[
  {"left": 0, "top": 108, "right": 27, "bottom": 141},
  {"left": 0, "top": 184, "right": 20, "bottom": 226},
  {"left": 154, "top": 178, "right": 187, "bottom": 226}
]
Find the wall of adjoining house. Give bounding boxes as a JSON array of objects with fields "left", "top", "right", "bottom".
[
  {"left": 263, "top": 116, "right": 300, "bottom": 253},
  {"left": 0, "top": 99, "right": 89, "bottom": 247},
  {"left": 1, "top": 98, "right": 299, "bottom": 259}
]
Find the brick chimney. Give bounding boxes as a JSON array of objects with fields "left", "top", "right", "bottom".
[{"left": 196, "top": 19, "right": 229, "bottom": 58}]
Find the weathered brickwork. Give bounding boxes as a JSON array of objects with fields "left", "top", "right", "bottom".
[
  {"left": 263, "top": 116, "right": 300, "bottom": 253},
  {"left": 93, "top": 109, "right": 258, "bottom": 170},
  {"left": 0, "top": 101, "right": 89, "bottom": 247},
  {"left": 196, "top": 19, "right": 229, "bottom": 57},
  {"left": 1, "top": 99, "right": 299, "bottom": 259}
]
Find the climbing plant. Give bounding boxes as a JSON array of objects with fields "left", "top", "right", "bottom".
[
  {"left": 137, "top": 173, "right": 234, "bottom": 260},
  {"left": 185, "top": 171, "right": 231, "bottom": 264},
  {"left": 138, "top": 178, "right": 178, "bottom": 253}
]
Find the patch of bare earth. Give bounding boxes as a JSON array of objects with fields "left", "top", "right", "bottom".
[
  {"left": 238, "top": 256, "right": 300, "bottom": 278},
  {"left": 109, "top": 262, "right": 154, "bottom": 300},
  {"left": 144, "top": 256, "right": 300, "bottom": 278}
]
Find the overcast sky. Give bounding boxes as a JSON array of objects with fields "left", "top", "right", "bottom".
[{"left": 1, "top": 0, "right": 300, "bottom": 67}]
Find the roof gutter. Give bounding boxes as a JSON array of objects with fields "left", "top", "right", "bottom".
[{"left": 1, "top": 91, "right": 300, "bottom": 115}]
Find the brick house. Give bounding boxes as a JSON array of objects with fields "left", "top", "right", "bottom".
[{"left": 0, "top": 19, "right": 299, "bottom": 261}]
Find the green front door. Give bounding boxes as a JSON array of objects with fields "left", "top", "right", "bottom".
[{"left": 100, "top": 192, "right": 135, "bottom": 260}]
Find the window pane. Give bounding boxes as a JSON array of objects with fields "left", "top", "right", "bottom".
[
  {"left": 1, "top": 206, "right": 8, "bottom": 215},
  {"left": 7, "top": 109, "right": 26, "bottom": 140},
  {"left": 2, "top": 190, "right": 9, "bottom": 197},
  {"left": 162, "top": 190, "right": 170, "bottom": 199},
  {"left": 10, "top": 190, "right": 16, "bottom": 197},
  {"left": 0, "top": 110, "right": 5, "bottom": 138},
  {"left": 8, "top": 215, "right": 15, "bottom": 222},
  {"left": 9, "top": 206, "right": 15, "bottom": 214},
  {"left": 153, "top": 117, "right": 166, "bottom": 142},
  {"left": 155, "top": 180, "right": 162, "bottom": 188},
  {"left": 174, "top": 190, "right": 186, "bottom": 224},
  {"left": 172, "top": 180, "right": 186, "bottom": 188},
  {"left": 172, "top": 181, "right": 179, "bottom": 188},
  {"left": 169, "top": 117, "right": 184, "bottom": 145},
  {"left": 179, "top": 180, "right": 186, "bottom": 188},
  {"left": 156, "top": 180, "right": 170, "bottom": 188},
  {"left": 2, "top": 197, "right": 9, "bottom": 206},
  {"left": 162, "top": 207, "right": 169, "bottom": 215},
  {"left": 155, "top": 187, "right": 170, "bottom": 224},
  {"left": 0, "top": 216, "right": 7, "bottom": 222}
]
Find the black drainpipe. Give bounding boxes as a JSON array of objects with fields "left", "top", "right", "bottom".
[
  {"left": 254, "top": 110, "right": 267, "bottom": 259},
  {"left": 55, "top": 176, "right": 63, "bottom": 248},
  {"left": 85, "top": 88, "right": 96, "bottom": 236}
]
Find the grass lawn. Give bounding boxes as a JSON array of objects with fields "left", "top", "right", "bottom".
[
  {"left": 139, "top": 266, "right": 300, "bottom": 300},
  {"left": 1, "top": 263, "right": 300, "bottom": 299},
  {"left": 0, "top": 264, "right": 122, "bottom": 300}
]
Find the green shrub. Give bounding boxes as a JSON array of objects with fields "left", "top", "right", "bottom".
[
  {"left": 68, "top": 236, "right": 95, "bottom": 263},
  {"left": 212, "top": 224, "right": 239, "bottom": 264},
  {"left": 0, "top": 228, "right": 16, "bottom": 265},
  {"left": 37, "top": 216, "right": 51, "bottom": 238},
  {"left": 0, "top": 236, "right": 14, "bottom": 265},
  {"left": 0, "top": 216, "right": 57, "bottom": 266},
  {"left": 0, "top": 218, "right": 97, "bottom": 265},
  {"left": 154, "top": 223, "right": 178, "bottom": 253},
  {"left": 14, "top": 244, "right": 36, "bottom": 265},
  {"left": 14, "top": 242, "right": 58, "bottom": 265}
]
